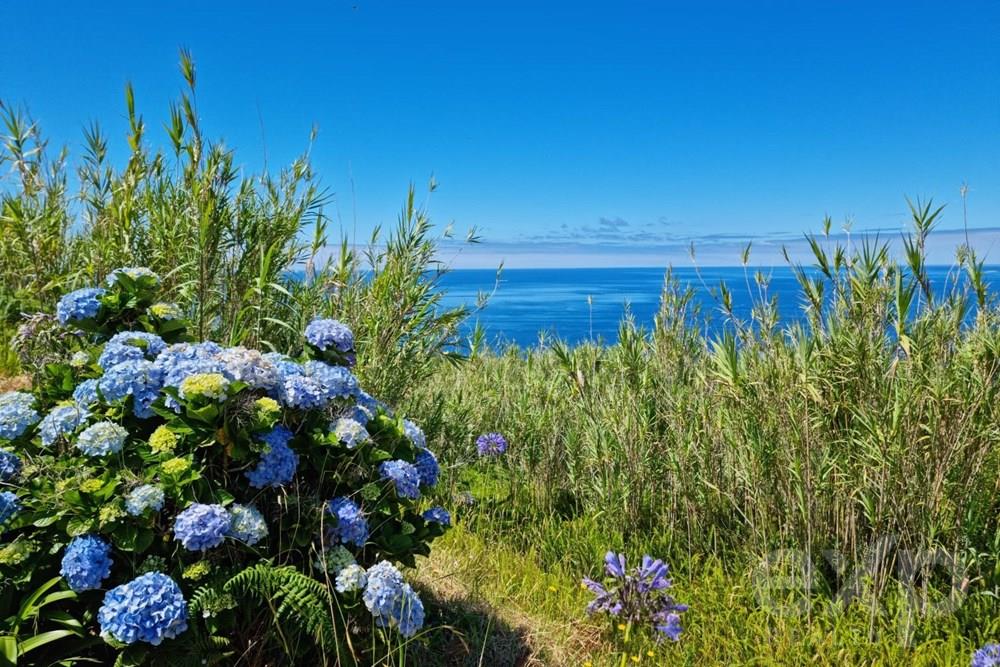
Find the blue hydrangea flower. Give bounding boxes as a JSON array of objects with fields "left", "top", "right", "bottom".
[
  {"left": 304, "top": 318, "right": 354, "bottom": 353},
  {"left": 326, "top": 497, "right": 369, "bottom": 547},
  {"left": 98, "top": 572, "right": 188, "bottom": 645},
  {"left": 333, "top": 418, "right": 369, "bottom": 449},
  {"left": 56, "top": 287, "right": 105, "bottom": 325},
  {"left": 125, "top": 485, "right": 165, "bottom": 516},
  {"left": 0, "top": 491, "right": 20, "bottom": 526},
  {"left": 0, "top": 392, "right": 39, "bottom": 441},
  {"left": 215, "top": 347, "right": 280, "bottom": 391},
  {"left": 226, "top": 504, "right": 268, "bottom": 546},
  {"left": 75, "top": 421, "right": 128, "bottom": 457},
  {"left": 278, "top": 374, "right": 327, "bottom": 410},
  {"left": 106, "top": 267, "right": 160, "bottom": 286},
  {"left": 72, "top": 380, "right": 100, "bottom": 407},
  {"left": 245, "top": 426, "right": 299, "bottom": 488},
  {"left": 38, "top": 403, "right": 91, "bottom": 447},
  {"left": 153, "top": 342, "right": 226, "bottom": 409},
  {"left": 0, "top": 450, "right": 21, "bottom": 481},
  {"left": 422, "top": 507, "right": 451, "bottom": 527},
  {"left": 363, "top": 561, "right": 425, "bottom": 637},
  {"left": 262, "top": 353, "right": 304, "bottom": 380},
  {"left": 335, "top": 564, "right": 367, "bottom": 593},
  {"left": 60, "top": 535, "right": 113, "bottom": 592},
  {"left": 973, "top": 644, "right": 1000, "bottom": 667},
  {"left": 173, "top": 503, "right": 231, "bottom": 551},
  {"left": 476, "top": 432, "right": 508, "bottom": 457},
  {"left": 402, "top": 419, "right": 426, "bottom": 449},
  {"left": 303, "top": 361, "right": 359, "bottom": 401},
  {"left": 350, "top": 390, "right": 382, "bottom": 425},
  {"left": 98, "top": 331, "right": 167, "bottom": 369},
  {"left": 414, "top": 448, "right": 439, "bottom": 487},
  {"left": 99, "top": 359, "right": 163, "bottom": 418},
  {"left": 379, "top": 460, "right": 421, "bottom": 500}
]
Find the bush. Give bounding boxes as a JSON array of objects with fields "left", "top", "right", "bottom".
[{"left": 0, "top": 268, "right": 450, "bottom": 665}]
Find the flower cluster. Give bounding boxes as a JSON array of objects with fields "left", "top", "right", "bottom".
[
  {"left": 974, "top": 644, "right": 1000, "bottom": 667},
  {"left": 333, "top": 417, "right": 369, "bottom": 449},
  {"left": 98, "top": 572, "right": 188, "bottom": 645},
  {"left": 56, "top": 287, "right": 106, "bottom": 325},
  {"left": 476, "top": 432, "right": 508, "bottom": 457},
  {"left": 379, "top": 460, "right": 421, "bottom": 500},
  {"left": 0, "top": 392, "right": 39, "bottom": 441},
  {"left": 245, "top": 425, "right": 299, "bottom": 488},
  {"left": 362, "top": 561, "right": 425, "bottom": 637},
  {"left": 583, "top": 552, "right": 688, "bottom": 642},
  {"left": 178, "top": 372, "right": 229, "bottom": 402},
  {"left": 106, "top": 267, "right": 160, "bottom": 286},
  {"left": 335, "top": 563, "right": 367, "bottom": 593},
  {"left": 422, "top": 507, "right": 451, "bottom": 527},
  {"left": 0, "top": 491, "right": 19, "bottom": 525},
  {"left": 98, "top": 331, "right": 167, "bottom": 369},
  {"left": 75, "top": 421, "right": 128, "bottom": 457},
  {"left": 415, "top": 448, "right": 440, "bottom": 487},
  {"left": 38, "top": 403, "right": 91, "bottom": 446},
  {"left": 227, "top": 504, "right": 268, "bottom": 546},
  {"left": 125, "top": 485, "right": 165, "bottom": 516},
  {"left": 326, "top": 497, "right": 369, "bottom": 547},
  {"left": 173, "top": 503, "right": 231, "bottom": 551},
  {"left": 0, "top": 450, "right": 21, "bottom": 481},
  {"left": 60, "top": 535, "right": 113, "bottom": 592}
]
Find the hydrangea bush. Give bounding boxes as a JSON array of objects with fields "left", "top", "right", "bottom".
[{"left": 0, "top": 269, "right": 450, "bottom": 663}]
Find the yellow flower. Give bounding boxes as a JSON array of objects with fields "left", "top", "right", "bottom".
[
  {"left": 183, "top": 561, "right": 212, "bottom": 580},
  {"left": 630, "top": 656, "right": 641, "bottom": 663},
  {"left": 99, "top": 505, "right": 124, "bottom": 524},
  {"left": 161, "top": 457, "right": 191, "bottom": 476},
  {"left": 646, "top": 650, "right": 655, "bottom": 657},
  {"left": 547, "top": 585, "right": 557, "bottom": 592},
  {"left": 255, "top": 397, "right": 280, "bottom": 415},
  {"left": 148, "top": 302, "right": 182, "bottom": 320},
  {"left": 149, "top": 426, "right": 178, "bottom": 454},
  {"left": 617, "top": 623, "right": 627, "bottom": 631},
  {"left": 80, "top": 478, "right": 103, "bottom": 493},
  {"left": 179, "top": 372, "right": 228, "bottom": 402}
]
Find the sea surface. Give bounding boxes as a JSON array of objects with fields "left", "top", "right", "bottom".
[{"left": 436, "top": 266, "right": 1000, "bottom": 348}]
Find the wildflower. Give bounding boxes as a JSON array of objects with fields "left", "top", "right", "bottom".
[
  {"left": 317, "top": 545, "right": 356, "bottom": 574},
  {"left": 149, "top": 425, "right": 178, "bottom": 454},
  {"left": 333, "top": 417, "right": 369, "bottom": 449},
  {"left": 98, "top": 572, "right": 188, "bottom": 645},
  {"left": 362, "top": 561, "right": 425, "bottom": 637},
  {"left": 403, "top": 419, "right": 426, "bottom": 449},
  {"left": 226, "top": 504, "right": 268, "bottom": 546},
  {"left": 304, "top": 318, "right": 354, "bottom": 353},
  {"left": 0, "top": 450, "right": 21, "bottom": 481},
  {"left": 0, "top": 492, "right": 20, "bottom": 526},
  {"left": 106, "top": 267, "right": 159, "bottom": 286},
  {"left": 160, "top": 457, "right": 191, "bottom": 476},
  {"left": 125, "top": 485, "right": 165, "bottom": 516},
  {"left": 414, "top": 448, "right": 440, "bottom": 487},
  {"left": 99, "top": 359, "right": 163, "bottom": 418},
  {"left": 0, "top": 392, "right": 39, "bottom": 441},
  {"left": 174, "top": 503, "right": 230, "bottom": 551},
  {"left": 335, "top": 564, "right": 368, "bottom": 593},
  {"left": 422, "top": 507, "right": 451, "bottom": 527},
  {"left": 476, "top": 432, "right": 507, "bottom": 457},
  {"left": 98, "top": 331, "right": 166, "bottom": 369},
  {"left": 148, "top": 302, "right": 182, "bottom": 320},
  {"left": 60, "top": 535, "right": 112, "bottom": 592},
  {"left": 75, "top": 421, "right": 128, "bottom": 457},
  {"left": 56, "top": 287, "right": 106, "bottom": 325},
  {"left": 38, "top": 403, "right": 91, "bottom": 446},
  {"left": 379, "top": 460, "right": 421, "bottom": 500},
  {"left": 326, "top": 497, "right": 369, "bottom": 547},
  {"left": 973, "top": 644, "right": 1000, "bottom": 667},
  {"left": 179, "top": 372, "right": 229, "bottom": 402},
  {"left": 245, "top": 425, "right": 298, "bottom": 488}
]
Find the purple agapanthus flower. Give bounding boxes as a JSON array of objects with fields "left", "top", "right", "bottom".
[
  {"left": 475, "top": 432, "right": 507, "bottom": 457},
  {"left": 583, "top": 551, "right": 688, "bottom": 642}
]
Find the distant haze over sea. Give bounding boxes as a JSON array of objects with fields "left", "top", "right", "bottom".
[{"left": 437, "top": 266, "right": 1000, "bottom": 348}]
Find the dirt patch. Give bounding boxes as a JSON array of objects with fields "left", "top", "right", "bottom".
[{"left": 0, "top": 375, "right": 31, "bottom": 393}]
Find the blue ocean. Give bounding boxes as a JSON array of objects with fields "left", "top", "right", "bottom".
[{"left": 436, "top": 266, "right": 1000, "bottom": 348}]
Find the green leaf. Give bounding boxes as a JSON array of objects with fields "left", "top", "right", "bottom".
[{"left": 18, "top": 630, "right": 78, "bottom": 654}]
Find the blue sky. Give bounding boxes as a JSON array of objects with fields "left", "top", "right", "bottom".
[{"left": 1, "top": 1, "right": 998, "bottom": 267}]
